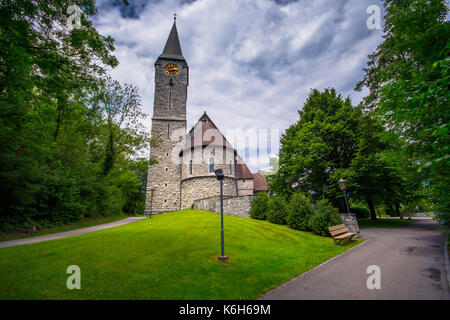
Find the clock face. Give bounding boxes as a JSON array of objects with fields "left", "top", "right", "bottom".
[{"left": 164, "top": 63, "right": 179, "bottom": 75}]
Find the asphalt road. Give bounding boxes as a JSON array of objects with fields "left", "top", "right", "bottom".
[
  {"left": 0, "top": 217, "right": 147, "bottom": 248},
  {"left": 261, "top": 218, "right": 449, "bottom": 300}
]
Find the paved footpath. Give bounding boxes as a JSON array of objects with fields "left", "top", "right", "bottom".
[
  {"left": 0, "top": 217, "right": 147, "bottom": 248},
  {"left": 261, "top": 218, "right": 449, "bottom": 300}
]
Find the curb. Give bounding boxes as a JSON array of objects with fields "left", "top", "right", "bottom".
[
  {"left": 258, "top": 238, "right": 371, "bottom": 300},
  {"left": 444, "top": 239, "right": 450, "bottom": 288}
]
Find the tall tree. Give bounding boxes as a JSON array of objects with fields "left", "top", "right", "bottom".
[
  {"left": 271, "top": 88, "right": 361, "bottom": 210},
  {"left": 0, "top": 1, "right": 149, "bottom": 232},
  {"left": 356, "top": 0, "right": 449, "bottom": 225},
  {"left": 271, "top": 88, "right": 408, "bottom": 218},
  {"left": 92, "top": 77, "right": 147, "bottom": 175}
]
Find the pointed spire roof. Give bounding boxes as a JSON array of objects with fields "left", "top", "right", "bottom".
[{"left": 159, "top": 19, "right": 185, "bottom": 61}]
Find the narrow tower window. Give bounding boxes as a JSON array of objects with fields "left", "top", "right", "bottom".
[
  {"left": 209, "top": 158, "right": 214, "bottom": 173},
  {"left": 189, "top": 159, "right": 193, "bottom": 175},
  {"left": 168, "top": 89, "right": 172, "bottom": 110},
  {"left": 229, "top": 161, "right": 233, "bottom": 175},
  {"left": 167, "top": 123, "right": 170, "bottom": 139}
]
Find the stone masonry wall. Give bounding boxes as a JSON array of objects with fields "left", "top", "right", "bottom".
[
  {"left": 152, "top": 58, "right": 188, "bottom": 120},
  {"left": 145, "top": 119, "right": 185, "bottom": 214},
  {"left": 237, "top": 179, "right": 254, "bottom": 196},
  {"left": 145, "top": 57, "right": 188, "bottom": 215},
  {"left": 181, "top": 176, "right": 237, "bottom": 209},
  {"left": 193, "top": 195, "right": 253, "bottom": 218},
  {"left": 181, "top": 146, "right": 236, "bottom": 180}
]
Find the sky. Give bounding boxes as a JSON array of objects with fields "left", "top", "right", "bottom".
[{"left": 93, "top": 0, "right": 385, "bottom": 172}]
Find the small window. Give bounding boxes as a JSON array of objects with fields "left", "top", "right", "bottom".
[
  {"left": 209, "top": 158, "right": 214, "bottom": 173},
  {"left": 165, "top": 168, "right": 168, "bottom": 172},
  {"left": 166, "top": 153, "right": 169, "bottom": 157},
  {"left": 165, "top": 183, "right": 167, "bottom": 187},
  {"left": 189, "top": 160, "right": 193, "bottom": 175},
  {"left": 243, "top": 179, "right": 245, "bottom": 183},
  {"left": 229, "top": 161, "right": 233, "bottom": 175}
]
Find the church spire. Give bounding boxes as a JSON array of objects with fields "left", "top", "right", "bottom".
[{"left": 159, "top": 17, "right": 185, "bottom": 61}]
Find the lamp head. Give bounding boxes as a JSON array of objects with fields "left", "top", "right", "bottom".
[
  {"left": 338, "top": 179, "right": 347, "bottom": 192},
  {"left": 214, "top": 168, "right": 224, "bottom": 181}
]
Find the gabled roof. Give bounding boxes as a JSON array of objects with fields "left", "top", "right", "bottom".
[
  {"left": 235, "top": 155, "right": 253, "bottom": 179},
  {"left": 253, "top": 173, "right": 268, "bottom": 192},
  {"left": 182, "top": 112, "right": 269, "bottom": 192},
  {"left": 159, "top": 21, "right": 185, "bottom": 61},
  {"left": 186, "top": 112, "right": 233, "bottom": 149}
]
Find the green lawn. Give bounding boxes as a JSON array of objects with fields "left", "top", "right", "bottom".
[
  {"left": 0, "top": 209, "right": 360, "bottom": 300},
  {"left": 0, "top": 214, "right": 129, "bottom": 241},
  {"left": 357, "top": 217, "right": 414, "bottom": 229}
]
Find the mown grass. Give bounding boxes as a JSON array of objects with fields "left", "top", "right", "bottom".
[
  {"left": 357, "top": 217, "right": 414, "bottom": 229},
  {"left": 0, "top": 214, "right": 129, "bottom": 241},
  {"left": 0, "top": 209, "right": 361, "bottom": 300}
]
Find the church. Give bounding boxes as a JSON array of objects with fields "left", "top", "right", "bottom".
[{"left": 144, "top": 19, "right": 268, "bottom": 216}]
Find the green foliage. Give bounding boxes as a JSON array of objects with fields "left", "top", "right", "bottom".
[
  {"left": 357, "top": 218, "right": 414, "bottom": 229},
  {"left": 350, "top": 206, "right": 370, "bottom": 219},
  {"left": 249, "top": 192, "right": 269, "bottom": 220},
  {"left": 271, "top": 88, "right": 360, "bottom": 203},
  {"left": 356, "top": 0, "right": 449, "bottom": 228},
  {"left": 308, "top": 199, "right": 342, "bottom": 237},
  {"left": 0, "top": 1, "right": 148, "bottom": 232},
  {"left": 266, "top": 195, "right": 288, "bottom": 225},
  {"left": 286, "top": 192, "right": 314, "bottom": 231},
  {"left": 270, "top": 88, "right": 410, "bottom": 219}
]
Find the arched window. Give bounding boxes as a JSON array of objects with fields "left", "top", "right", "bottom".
[
  {"left": 209, "top": 158, "right": 214, "bottom": 173},
  {"left": 189, "top": 159, "right": 193, "bottom": 175}
]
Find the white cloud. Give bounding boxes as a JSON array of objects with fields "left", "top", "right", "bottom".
[{"left": 93, "top": 0, "right": 384, "bottom": 171}]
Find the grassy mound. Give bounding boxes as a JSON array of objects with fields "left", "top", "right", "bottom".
[{"left": 0, "top": 209, "right": 360, "bottom": 299}]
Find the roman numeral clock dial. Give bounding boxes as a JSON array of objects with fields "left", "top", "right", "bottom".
[{"left": 164, "top": 63, "right": 179, "bottom": 75}]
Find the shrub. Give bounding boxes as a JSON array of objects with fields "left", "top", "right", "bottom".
[
  {"left": 286, "top": 192, "right": 314, "bottom": 231},
  {"left": 266, "top": 195, "right": 288, "bottom": 225},
  {"left": 249, "top": 192, "right": 269, "bottom": 220},
  {"left": 308, "top": 199, "right": 342, "bottom": 236},
  {"left": 351, "top": 206, "right": 370, "bottom": 218}
]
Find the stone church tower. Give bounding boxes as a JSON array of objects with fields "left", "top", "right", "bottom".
[
  {"left": 145, "top": 19, "right": 268, "bottom": 216},
  {"left": 145, "top": 19, "right": 188, "bottom": 214}
]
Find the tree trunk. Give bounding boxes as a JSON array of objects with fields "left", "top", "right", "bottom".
[
  {"left": 388, "top": 204, "right": 394, "bottom": 217},
  {"left": 375, "top": 205, "right": 381, "bottom": 218},
  {"left": 395, "top": 203, "right": 402, "bottom": 219},
  {"left": 366, "top": 197, "right": 377, "bottom": 220},
  {"left": 53, "top": 98, "right": 66, "bottom": 142},
  {"left": 335, "top": 197, "right": 347, "bottom": 213}
]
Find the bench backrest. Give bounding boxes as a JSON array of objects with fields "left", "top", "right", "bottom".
[{"left": 328, "top": 224, "right": 348, "bottom": 237}]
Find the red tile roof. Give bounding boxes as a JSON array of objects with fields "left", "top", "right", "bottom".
[
  {"left": 253, "top": 173, "right": 268, "bottom": 192},
  {"left": 235, "top": 162, "right": 253, "bottom": 179}
]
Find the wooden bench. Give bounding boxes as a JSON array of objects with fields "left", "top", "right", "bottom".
[{"left": 328, "top": 224, "right": 356, "bottom": 245}]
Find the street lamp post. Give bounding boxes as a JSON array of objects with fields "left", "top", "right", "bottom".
[
  {"left": 214, "top": 168, "right": 228, "bottom": 262},
  {"left": 338, "top": 179, "right": 350, "bottom": 214},
  {"left": 338, "top": 178, "right": 360, "bottom": 236},
  {"left": 149, "top": 187, "right": 156, "bottom": 219}
]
